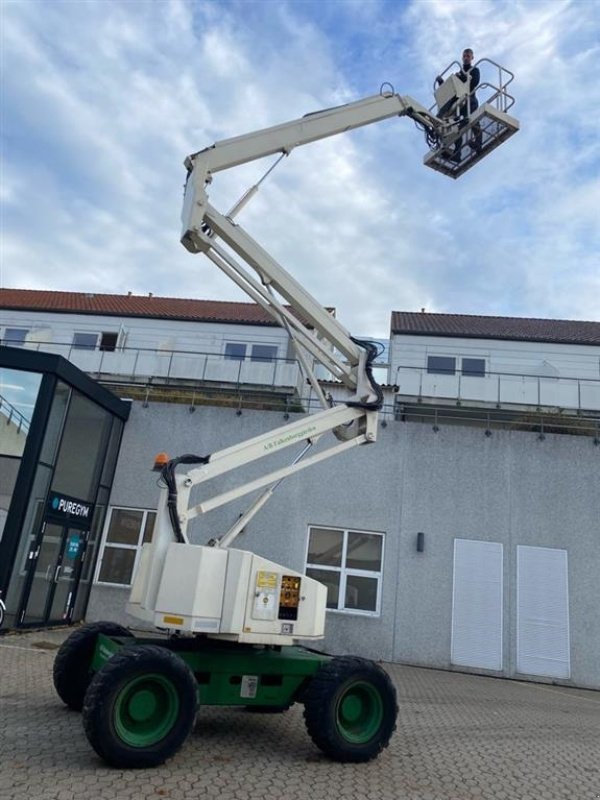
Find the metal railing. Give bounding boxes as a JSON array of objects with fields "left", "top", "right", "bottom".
[
  {"left": 393, "top": 364, "right": 600, "bottom": 414},
  {"left": 0, "top": 393, "right": 30, "bottom": 435},
  {"left": 430, "top": 57, "right": 516, "bottom": 116},
  {"left": 1, "top": 339, "right": 305, "bottom": 392}
]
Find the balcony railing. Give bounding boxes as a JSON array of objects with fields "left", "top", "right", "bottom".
[
  {"left": 393, "top": 364, "right": 600, "bottom": 413},
  {"left": 0, "top": 393, "right": 30, "bottom": 435},
  {"left": 2, "top": 340, "right": 303, "bottom": 393}
]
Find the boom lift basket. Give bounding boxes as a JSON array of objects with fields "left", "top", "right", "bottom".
[{"left": 424, "top": 58, "right": 519, "bottom": 178}]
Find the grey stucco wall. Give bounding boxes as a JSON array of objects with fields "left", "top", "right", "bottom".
[{"left": 86, "top": 400, "right": 600, "bottom": 689}]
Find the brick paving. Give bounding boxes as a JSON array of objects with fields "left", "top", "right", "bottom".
[{"left": 0, "top": 627, "right": 599, "bottom": 800}]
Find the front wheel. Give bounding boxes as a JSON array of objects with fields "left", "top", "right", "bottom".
[
  {"left": 303, "top": 656, "right": 397, "bottom": 762},
  {"left": 82, "top": 644, "right": 198, "bottom": 768}
]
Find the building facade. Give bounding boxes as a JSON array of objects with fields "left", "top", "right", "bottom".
[{"left": 1, "top": 290, "right": 599, "bottom": 690}]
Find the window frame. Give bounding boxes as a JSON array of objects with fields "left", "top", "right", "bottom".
[
  {"left": 304, "top": 525, "right": 384, "bottom": 618},
  {"left": 250, "top": 344, "right": 278, "bottom": 363},
  {"left": 224, "top": 342, "right": 247, "bottom": 361},
  {"left": 99, "top": 331, "right": 119, "bottom": 352},
  {"left": 427, "top": 355, "right": 456, "bottom": 375},
  {"left": 3, "top": 327, "right": 29, "bottom": 346},
  {"left": 72, "top": 332, "right": 99, "bottom": 351},
  {"left": 461, "top": 357, "right": 486, "bottom": 377},
  {"left": 94, "top": 506, "right": 156, "bottom": 587}
]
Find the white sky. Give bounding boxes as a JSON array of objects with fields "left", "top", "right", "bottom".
[{"left": 1, "top": 0, "right": 599, "bottom": 337}]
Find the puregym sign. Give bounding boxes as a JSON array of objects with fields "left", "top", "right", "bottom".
[{"left": 46, "top": 492, "right": 94, "bottom": 528}]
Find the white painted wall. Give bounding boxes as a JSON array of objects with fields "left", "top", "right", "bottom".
[
  {"left": 0, "top": 309, "right": 302, "bottom": 389},
  {"left": 0, "top": 309, "right": 289, "bottom": 355}
]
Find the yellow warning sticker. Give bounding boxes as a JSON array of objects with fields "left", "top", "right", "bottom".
[
  {"left": 163, "top": 615, "right": 184, "bottom": 625},
  {"left": 256, "top": 570, "right": 278, "bottom": 589}
]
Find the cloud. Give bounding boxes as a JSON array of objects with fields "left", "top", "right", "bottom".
[{"left": 1, "top": 0, "right": 598, "bottom": 336}]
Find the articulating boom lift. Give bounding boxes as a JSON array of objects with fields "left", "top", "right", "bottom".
[{"left": 54, "top": 61, "right": 519, "bottom": 769}]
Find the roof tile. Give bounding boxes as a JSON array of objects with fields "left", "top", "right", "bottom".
[
  {"left": 0, "top": 289, "right": 301, "bottom": 326},
  {"left": 391, "top": 311, "right": 600, "bottom": 346}
]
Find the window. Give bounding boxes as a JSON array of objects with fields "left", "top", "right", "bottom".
[
  {"left": 305, "top": 526, "right": 383, "bottom": 615},
  {"left": 99, "top": 332, "right": 119, "bottom": 352},
  {"left": 96, "top": 507, "right": 156, "bottom": 586},
  {"left": 72, "top": 332, "right": 98, "bottom": 350},
  {"left": 462, "top": 358, "right": 486, "bottom": 377},
  {"left": 251, "top": 344, "right": 277, "bottom": 363},
  {"left": 224, "top": 342, "right": 247, "bottom": 361},
  {"left": 3, "top": 328, "right": 29, "bottom": 346},
  {"left": 427, "top": 356, "right": 456, "bottom": 375}
]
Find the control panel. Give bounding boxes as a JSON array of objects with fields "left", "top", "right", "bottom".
[{"left": 278, "top": 574, "right": 301, "bottom": 621}]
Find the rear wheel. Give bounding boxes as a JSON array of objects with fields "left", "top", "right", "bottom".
[
  {"left": 82, "top": 644, "right": 198, "bottom": 768},
  {"left": 53, "top": 621, "right": 132, "bottom": 710},
  {"left": 303, "top": 656, "right": 397, "bottom": 762}
]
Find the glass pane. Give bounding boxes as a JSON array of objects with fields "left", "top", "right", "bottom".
[
  {"left": 462, "top": 358, "right": 486, "bottom": 377},
  {"left": 225, "top": 343, "right": 246, "bottom": 361},
  {"left": 21, "top": 523, "right": 63, "bottom": 625},
  {"left": 51, "top": 391, "right": 112, "bottom": 500},
  {"left": 99, "top": 418, "right": 123, "bottom": 487},
  {"left": 106, "top": 508, "right": 143, "bottom": 545},
  {"left": 142, "top": 512, "right": 156, "bottom": 543},
  {"left": 72, "top": 332, "right": 97, "bottom": 350},
  {"left": 306, "top": 568, "right": 339, "bottom": 609},
  {"left": 0, "top": 368, "right": 42, "bottom": 457},
  {"left": 0, "top": 456, "right": 21, "bottom": 543},
  {"left": 39, "top": 381, "right": 70, "bottom": 465},
  {"left": 3, "top": 328, "right": 28, "bottom": 346},
  {"left": 3, "top": 464, "right": 51, "bottom": 622},
  {"left": 251, "top": 345, "right": 277, "bottom": 363},
  {"left": 346, "top": 532, "right": 383, "bottom": 571},
  {"left": 307, "top": 528, "right": 343, "bottom": 567},
  {"left": 427, "top": 356, "right": 456, "bottom": 375},
  {"left": 72, "top": 488, "right": 109, "bottom": 622},
  {"left": 98, "top": 547, "right": 136, "bottom": 585},
  {"left": 48, "top": 528, "right": 87, "bottom": 623},
  {"left": 345, "top": 575, "right": 378, "bottom": 612}
]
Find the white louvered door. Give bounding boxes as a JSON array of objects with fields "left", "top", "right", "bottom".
[
  {"left": 451, "top": 539, "right": 503, "bottom": 671},
  {"left": 517, "top": 546, "right": 570, "bottom": 679}
]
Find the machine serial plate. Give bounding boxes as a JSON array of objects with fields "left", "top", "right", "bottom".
[{"left": 240, "top": 675, "right": 258, "bottom": 699}]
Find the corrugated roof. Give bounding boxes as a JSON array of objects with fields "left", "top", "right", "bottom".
[
  {"left": 0, "top": 288, "right": 325, "bottom": 327},
  {"left": 391, "top": 311, "right": 600, "bottom": 346}
]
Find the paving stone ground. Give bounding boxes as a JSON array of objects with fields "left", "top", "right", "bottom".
[{"left": 0, "top": 628, "right": 598, "bottom": 800}]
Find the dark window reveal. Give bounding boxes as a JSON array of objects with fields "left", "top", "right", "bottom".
[
  {"left": 72, "top": 332, "right": 98, "bottom": 351},
  {"left": 427, "top": 356, "right": 456, "bottom": 375},
  {"left": 462, "top": 358, "right": 486, "bottom": 377},
  {"left": 251, "top": 345, "right": 277, "bottom": 363},
  {"left": 224, "top": 343, "right": 247, "bottom": 361},
  {"left": 99, "top": 332, "right": 119, "bottom": 352},
  {"left": 3, "top": 328, "right": 29, "bottom": 346}
]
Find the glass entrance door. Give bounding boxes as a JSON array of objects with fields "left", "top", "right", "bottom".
[{"left": 19, "top": 521, "right": 89, "bottom": 626}]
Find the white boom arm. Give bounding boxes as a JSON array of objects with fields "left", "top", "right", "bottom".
[
  {"left": 128, "top": 76, "right": 518, "bottom": 640},
  {"left": 168, "top": 86, "right": 518, "bottom": 549},
  {"left": 169, "top": 93, "right": 441, "bottom": 548}
]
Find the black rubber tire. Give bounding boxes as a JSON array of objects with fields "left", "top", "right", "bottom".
[
  {"left": 53, "top": 621, "right": 132, "bottom": 711},
  {"left": 82, "top": 644, "right": 198, "bottom": 768},
  {"left": 303, "top": 656, "right": 398, "bottom": 762}
]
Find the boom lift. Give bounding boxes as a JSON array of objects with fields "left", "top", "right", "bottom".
[{"left": 54, "top": 61, "right": 519, "bottom": 769}]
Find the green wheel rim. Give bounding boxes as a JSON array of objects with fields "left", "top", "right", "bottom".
[
  {"left": 335, "top": 680, "right": 384, "bottom": 744},
  {"left": 113, "top": 673, "right": 180, "bottom": 748}
]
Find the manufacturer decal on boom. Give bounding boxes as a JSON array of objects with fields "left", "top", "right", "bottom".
[{"left": 263, "top": 425, "right": 317, "bottom": 452}]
